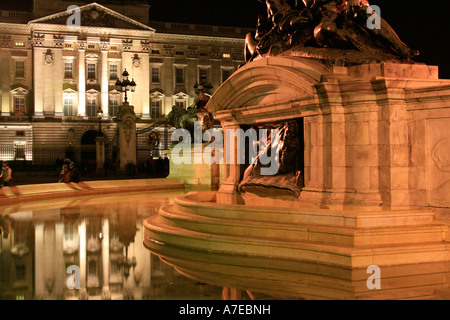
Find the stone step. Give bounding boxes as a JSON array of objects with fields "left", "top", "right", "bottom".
[
  {"left": 173, "top": 192, "right": 436, "bottom": 229},
  {"left": 154, "top": 247, "right": 449, "bottom": 300},
  {"left": 144, "top": 214, "right": 450, "bottom": 268},
  {"left": 159, "top": 204, "right": 447, "bottom": 247}
]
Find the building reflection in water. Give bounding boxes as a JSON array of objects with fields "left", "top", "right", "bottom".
[
  {"left": 0, "top": 191, "right": 223, "bottom": 300},
  {"left": 6, "top": 190, "right": 450, "bottom": 300}
]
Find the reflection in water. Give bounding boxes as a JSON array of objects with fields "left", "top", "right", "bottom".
[
  {"left": 5, "top": 190, "right": 450, "bottom": 300},
  {"left": 0, "top": 191, "right": 223, "bottom": 300}
]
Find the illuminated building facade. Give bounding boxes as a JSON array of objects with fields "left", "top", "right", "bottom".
[{"left": 0, "top": 1, "right": 247, "bottom": 166}]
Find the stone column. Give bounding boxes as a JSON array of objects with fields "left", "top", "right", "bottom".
[
  {"left": 216, "top": 122, "right": 243, "bottom": 205},
  {"left": 101, "top": 50, "right": 109, "bottom": 117},
  {"left": 33, "top": 48, "right": 44, "bottom": 116},
  {"left": 1, "top": 50, "right": 11, "bottom": 116},
  {"left": 77, "top": 47, "right": 86, "bottom": 116}
]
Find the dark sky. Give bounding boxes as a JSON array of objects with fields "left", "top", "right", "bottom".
[
  {"left": 149, "top": 0, "right": 450, "bottom": 79},
  {"left": 3, "top": 0, "right": 448, "bottom": 78}
]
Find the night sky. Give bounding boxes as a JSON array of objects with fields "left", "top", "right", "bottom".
[
  {"left": 2, "top": 0, "right": 448, "bottom": 78},
  {"left": 148, "top": 0, "right": 450, "bottom": 79}
]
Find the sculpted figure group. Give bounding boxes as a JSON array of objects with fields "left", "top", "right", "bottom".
[{"left": 245, "top": 0, "right": 419, "bottom": 62}]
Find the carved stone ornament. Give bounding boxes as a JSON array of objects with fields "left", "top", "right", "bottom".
[
  {"left": 132, "top": 54, "right": 141, "bottom": 68},
  {"left": 122, "top": 39, "right": 133, "bottom": 51},
  {"left": 53, "top": 35, "right": 64, "bottom": 48},
  {"left": 0, "top": 35, "right": 11, "bottom": 48},
  {"left": 43, "top": 49, "right": 54, "bottom": 64},
  {"left": 32, "top": 34, "right": 45, "bottom": 47},
  {"left": 141, "top": 40, "right": 151, "bottom": 52}
]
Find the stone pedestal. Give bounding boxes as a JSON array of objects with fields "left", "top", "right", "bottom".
[
  {"left": 168, "top": 144, "right": 223, "bottom": 188},
  {"left": 117, "top": 101, "right": 137, "bottom": 175},
  {"left": 144, "top": 55, "right": 450, "bottom": 300},
  {"left": 207, "top": 57, "right": 449, "bottom": 213}
]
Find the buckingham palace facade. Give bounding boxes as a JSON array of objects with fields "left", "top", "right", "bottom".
[{"left": 0, "top": 1, "right": 247, "bottom": 168}]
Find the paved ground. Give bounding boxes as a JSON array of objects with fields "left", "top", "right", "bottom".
[{"left": 7, "top": 170, "right": 169, "bottom": 186}]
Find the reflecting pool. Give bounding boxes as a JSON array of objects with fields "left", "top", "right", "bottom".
[
  {"left": 0, "top": 190, "right": 227, "bottom": 300},
  {"left": 3, "top": 189, "right": 450, "bottom": 300}
]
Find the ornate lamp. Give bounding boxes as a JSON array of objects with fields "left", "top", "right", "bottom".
[
  {"left": 115, "top": 69, "right": 137, "bottom": 102},
  {"left": 97, "top": 106, "right": 103, "bottom": 133}
]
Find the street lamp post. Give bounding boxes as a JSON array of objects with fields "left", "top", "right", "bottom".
[
  {"left": 115, "top": 69, "right": 137, "bottom": 175},
  {"left": 97, "top": 106, "right": 103, "bottom": 134},
  {"left": 96, "top": 106, "right": 105, "bottom": 175},
  {"left": 115, "top": 69, "right": 136, "bottom": 102}
]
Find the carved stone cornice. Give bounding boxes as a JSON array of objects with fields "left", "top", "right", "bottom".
[
  {"left": 53, "top": 34, "right": 64, "bottom": 48},
  {"left": 122, "top": 39, "right": 133, "bottom": 51},
  {"left": 141, "top": 40, "right": 151, "bottom": 53},
  {"left": 0, "top": 35, "right": 11, "bottom": 48},
  {"left": 187, "top": 46, "right": 198, "bottom": 58},
  {"left": 77, "top": 38, "right": 87, "bottom": 50},
  {"left": 31, "top": 33, "right": 45, "bottom": 47},
  {"left": 99, "top": 40, "right": 110, "bottom": 51},
  {"left": 162, "top": 44, "right": 174, "bottom": 57}
]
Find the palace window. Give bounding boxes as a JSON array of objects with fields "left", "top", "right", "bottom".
[
  {"left": 199, "top": 68, "right": 208, "bottom": 82},
  {"left": 175, "top": 68, "right": 184, "bottom": 84},
  {"left": 14, "top": 96, "right": 25, "bottom": 116},
  {"left": 64, "top": 62, "right": 73, "bottom": 78},
  {"left": 86, "top": 98, "right": 97, "bottom": 117},
  {"left": 87, "top": 63, "right": 96, "bottom": 79},
  {"left": 109, "top": 99, "right": 118, "bottom": 117},
  {"left": 152, "top": 67, "right": 160, "bottom": 83},
  {"left": 175, "top": 100, "right": 185, "bottom": 109},
  {"left": 110, "top": 64, "right": 118, "bottom": 80},
  {"left": 15, "top": 61, "right": 25, "bottom": 78},
  {"left": 222, "top": 68, "right": 233, "bottom": 83},
  {"left": 151, "top": 99, "right": 161, "bottom": 119},
  {"left": 64, "top": 97, "right": 73, "bottom": 116}
]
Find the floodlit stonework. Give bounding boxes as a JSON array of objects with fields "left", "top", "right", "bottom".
[
  {"left": 0, "top": 2, "right": 247, "bottom": 166},
  {"left": 143, "top": 51, "right": 450, "bottom": 299}
]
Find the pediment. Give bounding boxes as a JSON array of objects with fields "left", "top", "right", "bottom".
[
  {"left": 29, "top": 2, "right": 155, "bottom": 32},
  {"left": 11, "top": 86, "right": 29, "bottom": 94}
]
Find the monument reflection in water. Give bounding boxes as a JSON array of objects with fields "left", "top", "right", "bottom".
[
  {"left": 2, "top": 190, "right": 450, "bottom": 300},
  {"left": 0, "top": 191, "right": 224, "bottom": 300}
]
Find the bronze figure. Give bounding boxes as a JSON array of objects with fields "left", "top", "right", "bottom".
[
  {"left": 238, "top": 121, "right": 304, "bottom": 198},
  {"left": 244, "top": 0, "right": 419, "bottom": 63}
]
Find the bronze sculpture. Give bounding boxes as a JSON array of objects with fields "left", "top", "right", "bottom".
[
  {"left": 244, "top": 0, "right": 419, "bottom": 63},
  {"left": 238, "top": 121, "right": 304, "bottom": 197}
]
